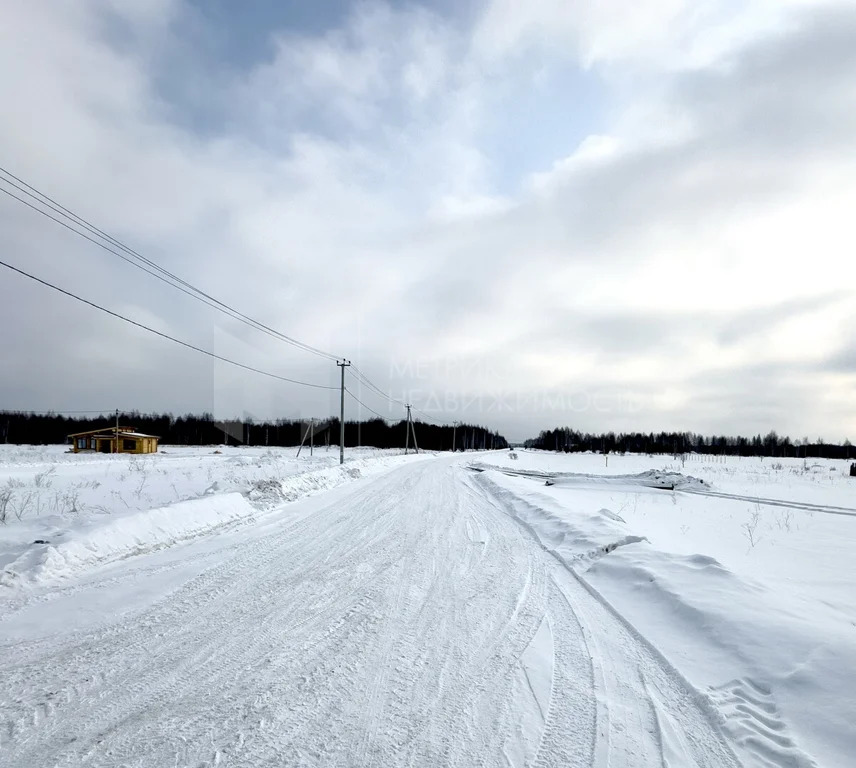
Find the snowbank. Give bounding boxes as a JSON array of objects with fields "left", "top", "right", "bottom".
[
  {"left": 476, "top": 467, "right": 855, "bottom": 768},
  {"left": 469, "top": 461, "right": 707, "bottom": 490},
  {"left": 1, "top": 493, "right": 255, "bottom": 588},
  {"left": 1, "top": 448, "right": 431, "bottom": 589},
  {"left": 248, "top": 463, "right": 365, "bottom": 508},
  {"left": 586, "top": 546, "right": 851, "bottom": 768},
  {"left": 476, "top": 470, "right": 649, "bottom": 562}
]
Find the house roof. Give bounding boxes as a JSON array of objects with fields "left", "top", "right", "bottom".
[
  {"left": 68, "top": 427, "right": 127, "bottom": 437},
  {"left": 68, "top": 426, "right": 159, "bottom": 439}
]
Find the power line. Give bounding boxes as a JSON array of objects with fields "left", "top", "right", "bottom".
[
  {"left": 0, "top": 181, "right": 339, "bottom": 362},
  {"left": 348, "top": 365, "right": 407, "bottom": 408},
  {"left": 345, "top": 370, "right": 395, "bottom": 412},
  {"left": 346, "top": 366, "right": 455, "bottom": 426},
  {"left": 0, "top": 167, "right": 471, "bottom": 427},
  {"left": 349, "top": 365, "right": 452, "bottom": 426},
  {"left": 0, "top": 259, "right": 337, "bottom": 391},
  {"left": 412, "top": 406, "right": 455, "bottom": 426},
  {"left": 343, "top": 388, "right": 394, "bottom": 422},
  {"left": 346, "top": 366, "right": 408, "bottom": 414},
  {"left": 0, "top": 168, "right": 341, "bottom": 363},
  {"left": 0, "top": 186, "right": 260, "bottom": 331}
]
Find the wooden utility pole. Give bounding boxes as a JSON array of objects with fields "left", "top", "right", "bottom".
[
  {"left": 310, "top": 418, "right": 314, "bottom": 456},
  {"left": 452, "top": 421, "right": 457, "bottom": 453},
  {"left": 337, "top": 360, "right": 350, "bottom": 465},
  {"left": 114, "top": 409, "right": 119, "bottom": 453}
]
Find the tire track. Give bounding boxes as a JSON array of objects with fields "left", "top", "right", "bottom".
[
  {"left": 680, "top": 488, "right": 856, "bottom": 518},
  {"left": 476, "top": 469, "right": 744, "bottom": 768},
  {"left": 1, "top": 456, "right": 730, "bottom": 767}
]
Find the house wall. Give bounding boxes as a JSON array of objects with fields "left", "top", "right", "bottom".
[
  {"left": 69, "top": 433, "right": 158, "bottom": 454},
  {"left": 123, "top": 437, "right": 158, "bottom": 454},
  {"left": 71, "top": 436, "right": 107, "bottom": 453}
]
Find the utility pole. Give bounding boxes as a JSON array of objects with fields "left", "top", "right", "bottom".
[
  {"left": 404, "top": 405, "right": 419, "bottom": 455},
  {"left": 114, "top": 408, "right": 119, "bottom": 453},
  {"left": 337, "top": 360, "right": 350, "bottom": 465},
  {"left": 405, "top": 405, "right": 411, "bottom": 455},
  {"left": 296, "top": 419, "right": 312, "bottom": 458},
  {"left": 310, "top": 418, "right": 314, "bottom": 456},
  {"left": 452, "top": 421, "right": 457, "bottom": 453}
]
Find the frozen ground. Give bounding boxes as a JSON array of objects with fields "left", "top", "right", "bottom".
[{"left": 0, "top": 447, "right": 853, "bottom": 766}]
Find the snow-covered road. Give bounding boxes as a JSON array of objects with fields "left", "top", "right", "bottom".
[{"left": 1, "top": 456, "right": 740, "bottom": 767}]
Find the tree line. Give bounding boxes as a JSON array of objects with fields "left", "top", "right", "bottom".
[
  {"left": 0, "top": 411, "right": 507, "bottom": 453},
  {"left": 525, "top": 427, "right": 854, "bottom": 460}
]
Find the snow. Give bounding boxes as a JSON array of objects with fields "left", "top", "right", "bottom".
[
  {"left": 1, "top": 493, "right": 255, "bottom": 587},
  {"left": 474, "top": 449, "right": 856, "bottom": 768},
  {"left": 0, "top": 447, "right": 853, "bottom": 766},
  {"left": 0, "top": 444, "right": 429, "bottom": 588}
]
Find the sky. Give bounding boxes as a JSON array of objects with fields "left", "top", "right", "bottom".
[{"left": 1, "top": 0, "right": 855, "bottom": 443}]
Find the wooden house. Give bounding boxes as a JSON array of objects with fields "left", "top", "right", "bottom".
[{"left": 68, "top": 426, "right": 159, "bottom": 454}]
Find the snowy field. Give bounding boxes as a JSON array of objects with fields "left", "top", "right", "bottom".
[
  {"left": 474, "top": 449, "right": 856, "bottom": 768},
  {"left": 0, "top": 444, "right": 424, "bottom": 588},
  {"left": 1, "top": 446, "right": 854, "bottom": 767}
]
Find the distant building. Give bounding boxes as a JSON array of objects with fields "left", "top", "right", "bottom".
[{"left": 68, "top": 426, "right": 159, "bottom": 454}]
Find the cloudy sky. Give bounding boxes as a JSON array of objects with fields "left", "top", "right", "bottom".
[{"left": 1, "top": 0, "right": 854, "bottom": 442}]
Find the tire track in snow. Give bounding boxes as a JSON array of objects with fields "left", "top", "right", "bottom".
[
  {"left": 2, "top": 469, "right": 408, "bottom": 766},
  {"left": 474, "top": 470, "right": 744, "bottom": 768},
  {"left": 0, "top": 460, "right": 581, "bottom": 766},
  {"left": 2, "top": 457, "right": 741, "bottom": 767},
  {"left": 680, "top": 488, "right": 856, "bottom": 518}
]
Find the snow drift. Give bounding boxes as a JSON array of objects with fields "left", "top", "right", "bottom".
[
  {"left": 1, "top": 448, "right": 427, "bottom": 589},
  {"left": 1, "top": 493, "right": 255, "bottom": 587},
  {"left": 475, "top": 466, "right": 853, "bottom": 768}
]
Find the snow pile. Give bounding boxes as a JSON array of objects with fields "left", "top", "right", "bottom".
[
  {"left": 248, "top": 463, "right": 364, "bottom": 508},
  {"left": 469, "top": 461, "right": 707, "bottom": 491},
  {"left": 1, "top": 493, "right": 254, "bottom": 588},
  {"left": 546, "top": 468, "right": 707, "bottom": 490},
  {"left": 477, "top": 471, "right": 649, "bottom": 563}
]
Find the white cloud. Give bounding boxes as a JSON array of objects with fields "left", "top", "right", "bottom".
[
  {"left": 473, "top": 0, "right": 823, "bottom": 71},
  {"left": 0, "top": 0, "right": 854, "bottom": 441}
]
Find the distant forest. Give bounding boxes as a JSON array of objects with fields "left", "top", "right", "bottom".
[
  {"left": 526, "top": 427, "right": 854, "bottom": 460},
  {"left": 0, "top": 411, "right": 507, "bottom": 453}
]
